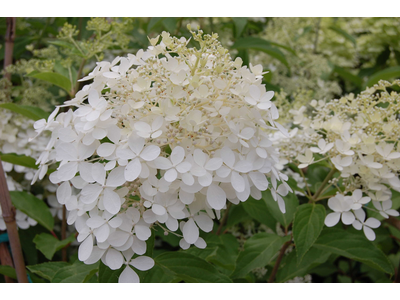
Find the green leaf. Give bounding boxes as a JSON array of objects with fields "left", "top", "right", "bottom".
[
  {"left": 232, "top": 17, "right": 247, "bottom": 38},
  {"left": 98, "top": 261, "right": 123, "bottom": 283},
  {"left": 0, "top": 153, "right": 38, "bottom": 169},
  {"left": 293, "top": 203, "right": 326, "bottom": 263},
  {"left": 147, "top": 17, "right": 164, "bottom": 33},
  {"left": 231, "top": 37, "right": 292, "bottom": 69},
  {"left": 242, "top": 196, "right": 277, "bottom": 230},
  {"left": 0, "top": 265, "right": 17, "bottom": 280},
  {"left": 262, "top": 190, "right": 299, "bottom": 229},
  {"left": 231, "top": 232, "right": 290, "bottom": 279},
  {"left": 51, "top": 260, "right": 99, "bottom": 283},
  {"left": 205, "top": 234, "right": 240, "bottom": 274},
  {"left": 33, "top": 233, "right": 75, "bottom": 260},
  {"left": 27, "top": 262, "right": 70, "bottom": 281},
  {"left": 162, "top": 18, "right": 177, "bottom": 33},
  {"left": 27, "top": 72, "right": 72, "bottom": 93},
  {"left": 0, "top": 103, "right": 49, "bottom": 121},
  {"left": 333, "top": 65, "right": 362, "bottom": 87},
  {"left": 328, "top": 26, "right": 356, "bottom": 46},
  {"left": 276, "top": 247, "right": 331, "bottom": 282},
  {"left": 10, "top": 191, "right": 54, "bottom": 232},
  {"left": 226, "top": 203, "right": 251, "bottom": 228},
  {"left": 143, "top": 264, "right": 180, "bottom": 283},
  {"left": 365, "top": 66, "right": 400, "bottom": 88},
  {"left": 314, "top": 227, "right": 395, "bottom": 275},
  {"left": 154, "top": 252, "right": 232, "bottom": 283}
]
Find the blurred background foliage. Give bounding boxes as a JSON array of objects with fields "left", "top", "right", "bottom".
[{"left": 1, "top": 17, "right": 400, "bottom": 283}]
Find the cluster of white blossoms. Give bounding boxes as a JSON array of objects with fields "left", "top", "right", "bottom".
[
  {"left": 31, "top": 28, "right": 290, "bottom": 282},
  {"left": 0, "top": 109, "right": 55, "bottom": 230},
  {"left": 275, "top": 80, "right": 400, "bottom": 240}
]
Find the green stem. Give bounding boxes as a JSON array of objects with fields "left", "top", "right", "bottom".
[{"left": 313, "top": 168, "right": 337, "bottom": 201}]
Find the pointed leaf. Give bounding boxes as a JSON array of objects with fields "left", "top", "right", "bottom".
[
  {"left": 0, "top": 152, "right": 38, "bottom": 169},
  {"left": 33, "top": 233, "right": 76, "bottom": 260},
  {"left": 27, "top": 71, "right": 72, "bottom": 93},
  {"left": 292, "top": 203, "right": 326, "bottom": 263},
  {"left": 10, "top": 191, "right": 54, "bottom": 231},
  {"left": 314, "top": 227, "right": 395, "bottom": 275},
  {"left": 0, "top": 103, "right": 49, "bottom": 121}
]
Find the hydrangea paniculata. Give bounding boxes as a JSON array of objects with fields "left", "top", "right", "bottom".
[{"left": 31, "top": 28, "right": 291, "bottom": 282}]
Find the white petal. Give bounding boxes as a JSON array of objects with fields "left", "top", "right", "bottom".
[
  {"left": 341, "top": 211, "right": 355, "bottom": 225},
  {"left": 324, "top": 212, "right": 340, "bottom": 227},
  {"left": 103, "top": 188, "right": 122, "bottom": 215},
  {"left": 97, "top": 143, "right": 116, "bottom": 157},
  {"left": 78, "top": 236, "right": 93, "bottom": 261},
  {"left": 125, "top": 158, "right": 142, "bottom": 182},
  {"left": 106, "top": 248, "right": 124, "bottom": 270},
  {"left": 204, "top": 158, "right": 223, "bottom": 171},
  {"left": 231, "top": 171, "right": 245, "bottom": 193},
  {"left": 194, "top": 237, "right": 207, "bottom": 249},
  {"left": 154, "top": 157, "right": 173, "bottom": 169},
  {"left": 135, "top": 223, "right": 151, "bottom": 241},
  {"left": 176, "top": 161, "right": 191, "bottom": 173},
  {"left": 80, "top": 184, "right": 103, "bottom": 204},
  {"left": 249, "top": 172, "right": 269, "bottom": 191},
  {"left": 193, "top": 214, "right": 213, "bottom": 232},
  {"left": 363, "top": 226, "right": 376, "bottom": 241},
  {"left": 364, "top": 218, "right": 381, "bottom": 229},
  {"left": 140, "top": 145, "right": 160, "bottom": 161},
  {"left": 106, "top": 167, "right": 126, "bottom": 187},
  {"left": 119, "top": 266, "right": 140, "bottom": 283},
  {"left": 57, "top": 162, "right": 78, "bottom": 181},
  {"left": 164, "top": 168, "right": 178, "bottom": 182},
  {"left": 170, "top": 146, "right": 185, "bottom": 165},
  {"left": 57, "top": 181, "right": 71, "bottom": 205},
  {"left": 152, "top": 204, "right": 167, "bottom": 216},
  {"left": 95, "top": 224, "right": 110, "bottom": 243},
  {"left": 207, "top": 184, "right": 226, "bottom": 210},
  {"left": 183, "top": 218, "right": 199, "bottom": 244},
  {"left": 130, "top": 256, "right": 154, "bottom": 271},
  {"left": 198, "top": 172, "right": 213, "bottom": 187}
]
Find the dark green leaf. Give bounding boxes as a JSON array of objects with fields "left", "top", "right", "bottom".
[
  {"left": 98, "top": 261, "right": 123, "bottom": 283},
  {"left": 242, "top": 196, "right": 277, "bottom": 230},
  {"left": 276, "top": 247, "right": 330, "bottom": 282},
  {"left": 143, "top": 264, "right": 179, "bottom": 283},
  {"left": 314, "top": 227, "right": 395, "bottom": 275},
  {"left": 232, "top": 17, "right": 247, "bottom": 38},
  {"left": 0, "top": 153, "right": 38, "bottom": 169},
  {"left": 33, "top": 233, "right": 75, "bottom": 260},
  {"left": 154, "top": 252, "right": 232, "bottom": 283},
  {"left": 51, "top": 261, "right": 99, "bottom": 283},
  {"left": 365, "top": 66, "right": 400, "bottom": 88},
  {"left": 0, "top": 265, "right": 17, "bottom": 280},
  {"left": 27, "top": 72, "right": 72, "bottom": 93},
  {"left": 10, "top": 191, "right": 54, "bottom": 232},
  {"left": 162, "top": 18, "right": 177, "bottom": 33},
  {"left": 333, "top": 65, "right": 362, "bottom": 87},
  {"left": 328, "top": 26, "right": 356, "bottom": 46},
  {"left": 206, "top": 234, "right": 240, "bottom": 274},
  {"left": 226, "top": 203, "right": 251, "bottom": 228},
  {"left": 0, "top": 103, "right": 49, "bottom": 121},
  {"left": 147, "top": 17, "right": 164, "bottom": 33},
  {"left": 27, "top": 262, "right": 70, "bottom": 281},
  {"left": 293, "top": 203, "right": 326, "bottom": 262},
  {"left": 231, "top": 37, "right": 292, "bottom": 68},
  {"left": 231, "top": 232, "right": 290, "bottom": 279},
  {"left": 262, "top": 190, "right": 299, "bottom": 229}
]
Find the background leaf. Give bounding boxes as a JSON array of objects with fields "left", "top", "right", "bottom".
[
  {"left": 27, "top": 262, "right": 70, "bottom": 282},
  {"left": 365, "top": 66, "right": 400, "bottom": 88},
  {"left": 10, "top": 191, "right": 54, "bottom": 232},
  {"left": 27, "top": 72, "right": 72, "bottom": 93},
  {"left": 242, "top": 196, "right": 277, "bottom": 231},
  {"left": 0, "top": 103, "right": 49, "bottom": 121},
  {"left": 154, "top": 252, "right": 232, "bottom": 283},
  {"left": 293, "top": 203, "right": 326, "bottom": 262},
  {"left": 33, "top": 233, "right": 75, "bottom": 260},
  {"left": 0, "top": 153, "right": 38, "bottom": 169},
  {"left": 51, "top": 261, "right": 99, "bottom": 283},
  {"left": 314, "top": 227, "right": 395, "bottom": 275},
  {"left": 262, "top": 190, "right": 299, "bottom": 229},
  {"left": 231, "top": 232, "right": 290, "bottom": 279}
]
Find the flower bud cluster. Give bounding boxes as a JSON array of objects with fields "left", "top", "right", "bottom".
[
  {"left": 31, "top": 29, "right": 290, "bottom": 282},
  {"left": 275, "top": 80, "right": 400, "bottom": 240}
]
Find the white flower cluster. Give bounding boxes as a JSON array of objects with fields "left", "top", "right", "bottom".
[
  {"left": 0, "top": 109, "right": 55, "bottom": 230},
  {"left": 31, "top": 29, "right": 290, "bottom": 282},
  {"left": 275, "top": 80, "right": 400, "bottom": 240}
]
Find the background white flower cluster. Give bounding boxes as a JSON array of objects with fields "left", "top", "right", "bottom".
[
  {"left": 0, "top": 110, "right": 56, "bottom": 230},
  {"left": 273, "top": 80, "right": 400, "bottom": 240},
  {"left": 32, "top": 29, "right": 290, "bottom": 282}
]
